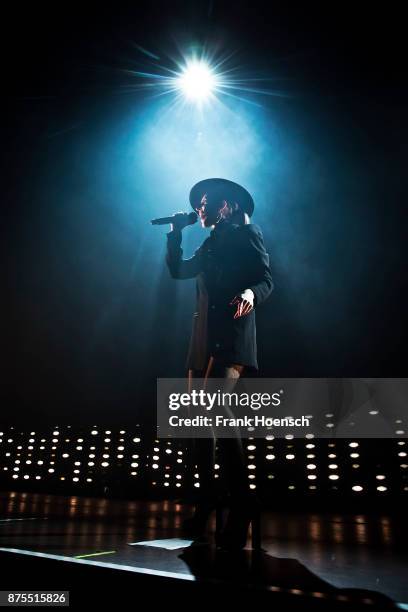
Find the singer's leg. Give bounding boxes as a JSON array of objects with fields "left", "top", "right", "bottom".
[
  {"left": 188, "top": 368, "right": 216, "bottom": 501},
  {"left": 183, "top": 367, "right": 217, "bottom": 537},
  {"left": 203, "top": 358, "right": 247, "bottom": 500},
  {"left": 184, "top": 359, "right": 247, "bottom": 539}
]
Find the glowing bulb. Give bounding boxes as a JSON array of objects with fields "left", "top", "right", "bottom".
[{"left": 177, "top": 60, "right": 217, "bottom": 102}]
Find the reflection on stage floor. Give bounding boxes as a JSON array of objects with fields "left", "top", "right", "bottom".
[{"left": 0, "top": 492, "right": 406, "bottom": 608}]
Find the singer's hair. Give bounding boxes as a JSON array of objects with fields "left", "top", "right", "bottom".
[
  {"left": 232, "top": 207, "right": 250, "bottom": 226},
  {"left": 220, "top": 201, "right": 250, "bottom": 226}
]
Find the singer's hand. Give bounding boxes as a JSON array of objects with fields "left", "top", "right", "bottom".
[
  {"left": 170, "top": 212, "right": 192, "bottom": 232},
  {"left": 230, "top": 289, "right": 255, "bottom": 319}
]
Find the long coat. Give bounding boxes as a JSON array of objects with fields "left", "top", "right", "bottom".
[{"left": 166, "top": 220, "right": 273, "bottom": 371}]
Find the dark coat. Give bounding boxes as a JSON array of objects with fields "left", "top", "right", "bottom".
[{"left": 166, "top": 221, "right": 273, "bottom": 371}]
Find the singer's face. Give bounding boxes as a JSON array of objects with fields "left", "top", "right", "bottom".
[{"left": 196, "top": 194, "right": 223, "bottom": 228}]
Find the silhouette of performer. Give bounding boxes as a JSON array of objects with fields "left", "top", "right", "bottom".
[{"left": 166, "top": 178, "right": 273, "bottom": 549}]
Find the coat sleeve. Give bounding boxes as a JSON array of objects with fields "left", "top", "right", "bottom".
[
  {"left": 166, "top": 229, "right": 203, "bottom": 279},
  {"left": 243, "top": 224, "right": 274, "bottom": 306}
]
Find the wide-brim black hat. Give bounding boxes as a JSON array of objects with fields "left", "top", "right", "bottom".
[{"left": 189, "top": 178, "right": 254, "bottom": 217}]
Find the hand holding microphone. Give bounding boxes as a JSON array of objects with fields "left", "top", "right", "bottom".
[{"left": 150, "top": 211, "right": 198, "bottom": 231}]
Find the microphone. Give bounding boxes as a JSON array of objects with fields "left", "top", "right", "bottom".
[{"left": 150, "top": 211, "right": 198, "bottom": 226}]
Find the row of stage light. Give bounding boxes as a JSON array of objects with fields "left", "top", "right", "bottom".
[{"left": 0, "top": 427, "right": 407, "bottom": 494}]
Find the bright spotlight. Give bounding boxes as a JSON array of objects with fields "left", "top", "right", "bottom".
[
  {"left": 176, "top": 60, "right": 217, "bottom": 102},
  {"left": 127, "top": 47, "right": 287, "bottom": 108}
]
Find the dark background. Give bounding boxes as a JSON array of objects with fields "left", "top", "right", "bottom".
[{"left": 1, "top": 1, "right": 407, "bottom": 424}]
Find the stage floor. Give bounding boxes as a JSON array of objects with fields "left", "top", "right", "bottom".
[{"left": 0, "top": 492, "right": 406, "bottom": 608}]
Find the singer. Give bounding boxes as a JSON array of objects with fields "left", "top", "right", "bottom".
[{"left": 165, "top": 178, "right": 273, "bottom": 550}]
